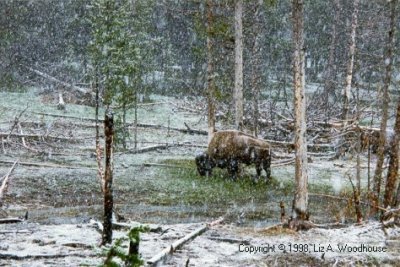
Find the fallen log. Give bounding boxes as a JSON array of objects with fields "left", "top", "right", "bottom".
[
  {"left": 25, "top": 66, "right": 89, "bottom": 95},
  {"left": 147, "top": 217, "right": 224, "bottom": 266},
  {"left": 0, "top": 132, "right": 77, "bottom": 142},
  {"left": 123, "top": 144, "right": 174, "bottom": 155},
  {"left": 112, "top": 221, "right": 162, "bottom": 233},
  {"left": 0, "top": 230, "right": 31, "bottom": 234},
  {"left": 141, "top": 163, "right": 191, "bottom": 169},
  {"left": 0, "top": 160, "right": 96, "bottom": 170},
  {"left": 121, "top": 143, "right": 194, "bottom": 155},
  {"left": 136, "top": 123, "right": 207, "bottom": 135},
  {"left": 18, "top": 110, "right": 208, "bottom": 135},
  {"left": 207, "top": 237, "right": 250, "bottom": 244},
  {"left": 0, "top": 217, "right": 23, "bottom": 224},
  {"left": 0, "top": 252, "right": 97, "bottom": 260}
]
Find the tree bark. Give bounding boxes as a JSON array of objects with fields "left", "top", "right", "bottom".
[
  {"left": 102, "top": 109, "right": 114, "bottom": 245},
  {"left": 250, "top": 1, "right": 263, "bottom": 137},
  {"left": 94, "top": 76, "right": 104, "bottom": 192},
  {"left": 206, "top": 0, "right": 216, "bottom": 144},
  {"left": 382, "top": 0, "right": 398, "bottom": 210},
  {"left": 291, "top": 0, "right": 308, "bottom": 221},
  {"left": 234, "top": 0, "right": 244, "bottom": 131},
  {"left": 323, "top": 0, "right": 340, "bottom": 107},
  {"left": 342, "top": 0, "right": 359, "bottom": 123},
  {"left": 372, "top": 0, "right": 397, "bottom": 215},
  {"left": 384, "top": 98, "right": 400, "bottom": 209}
]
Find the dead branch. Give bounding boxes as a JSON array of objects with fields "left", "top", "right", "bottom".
[
  {"left": 147, "top": 217, "right": 224, "bottom": 266},
  {"left": 309, "top": 193, "right": 387, "bottom": 211},
  {"left": 0, "top": 160, "right": 19, "bottom": 202},
  {"left": 260, "top": 223, "right": 284, "bottom": 233},
  {"left": 17, "top": 122, "right": 26, "bottom": 148},
  {"left": 271, "top": 158, "right": 295, "bottom": 167},
  {"left": 7, "top": 105, "right": 29, "bottom": 140},
  {"left": 57, "top": 92, "right": 66, "bottom": 110},
  {"left": 184, "top": 122, "right": 205, "bottom": 135},
  {"left": 381, "top": 208, "right": 400, "bottom": 224}
]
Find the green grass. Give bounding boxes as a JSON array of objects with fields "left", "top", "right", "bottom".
[{"left": 147, "top": 159, "right": 297, "bottom": 206}]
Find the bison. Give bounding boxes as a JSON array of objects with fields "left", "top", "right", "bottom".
[{"left": 195, "top": 130, "right": 271, "bottom": 181}]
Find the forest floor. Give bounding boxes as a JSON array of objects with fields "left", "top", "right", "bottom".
[{"left": 0, "top": 87, "right": 399, "bottom": 266}]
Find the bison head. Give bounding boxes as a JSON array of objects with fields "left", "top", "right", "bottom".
[{"left": 195, "top": 152, "right": 215, "bottom": 176}]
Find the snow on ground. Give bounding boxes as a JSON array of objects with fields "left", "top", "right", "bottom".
[{"left": 0, "top": 221, "right": 399, "bottom": 266}]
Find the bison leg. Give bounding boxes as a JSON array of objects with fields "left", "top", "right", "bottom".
[
  {"left": 263, "top": 154, "right": 271, "bottom": 181},
  {"left": 227, "top": 159, "right": 239, "bottom": 181},
  {"left": 254, "top": 161, "right": 262, "bottom": 182},
  {"left": 195, "top": 152, "right": 214, "bottom": 177}
]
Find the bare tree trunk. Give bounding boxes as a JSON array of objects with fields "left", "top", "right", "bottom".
[
  {"left": 291, "top": 0, "right": 308, "bottom": 222},
  {"left": 102, "top": 109, "right": 114, "bottom": 245},
  {"left": 372, "top": 0, "right": 397, "bottom": 215},
  {"left": 122, "top": 102, "right": 127, "bottom": 150},
  {"left": 355, "top": 128, "right": 363, "bottom": 223},
  {"left": 383, "top": 0, "right": 400, "bottom": 209},
  {"left": 323, "top": 0, "right": 340, "bottom": 107},
  {"left": 94, "top": 76, "right": 104, "bottom": 192},
  {"left": 134, "top": 89, "right": 138, "bottom": 150},
  {"left": 206, "top": 0, "right": 216, "bottom": 144},
  {"left": 384, "top": 98, "right": 400, "bottom": 209},
  {"left": 234, "top": 0, "right": 244, "bottom": 131},
  {"left": 342, "top": 0, "right": 359, "bottom": 123},
  {"left": 250, "top": 1, "right": 263, "bottom": 138}
]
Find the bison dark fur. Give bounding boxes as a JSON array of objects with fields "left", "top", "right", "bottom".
[{"left": 195, "top": 130, "right": 271, "bottom": 181}]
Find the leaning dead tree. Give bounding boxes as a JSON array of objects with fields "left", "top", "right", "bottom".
[
  {"left": 102, "top": 109, "right": 114, "bottom": 245},
  {"left": 290, "top": 0, "right": 309, "bottom": 227}
]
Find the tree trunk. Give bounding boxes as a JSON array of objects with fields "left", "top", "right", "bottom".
[
  {"left": 372, "top": 0, "right": 397, "bottom": 215},
  {"left": 382, "top": 0, "right": 398, "bottom": 210},
  {"left": 102, "top": 109, "right": 114, "bottom": 245},
  {"left": 234, "top": 0, "right": 244, "bottom": 131},
  {"left": 134, "top": 89, "right": 138, "bottom": 150},
  {"left": 206, "top": 0, "right": 216, "bottom": 144},
  {"left": 342, "top": 0, "right": 359, "bottom": 123},
  {"left": 94, "top": 75, "right": 104, "bottom": 192},
  {"left": 323, "top": 0, "right": 340, "bottom": 107},
  {"left": 250, "top": 1, "right": 263, "bottom": 138},
  {"left": 122, "top": 102, "right": 127, "bottom": 150},
  {"left": 384, "top": 98, "right": 400, "bottom": 209},
  {"left": 291, "top": 0, "right": 308, "bottom": 222}
]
